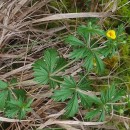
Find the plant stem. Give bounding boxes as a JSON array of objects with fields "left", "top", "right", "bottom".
[
  {"left": 50, "top": 77, "right": 63, "bottom": 84},
  {"left": 9, "top": 88, "right": 17, "bottom": 99},
  {"left": 51, "top": 59, "right": 76, "bottom": 76},
  {"left": 107, "top": 102, "right": 127, "bottom": 105},
  {"left": 92, "top": 45, "right": 106, "bottom": 50},
  {"left": 77, "top": 72, "right": 89, "bottom": 86},
  {"left": 76, "top": 88, "right": 99, "bottom": 96}
]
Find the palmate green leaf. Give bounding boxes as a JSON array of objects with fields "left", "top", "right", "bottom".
[
  {"left": 33, "top": 49, "right": 67, "bottom": 88},
  {"left": 78, "top": 25, "right": 100, "bottom": 35},
  {"left": 84, "top": 53, "right": 94, "bottom": 72},
  {"left": 85, "top": 108, "right": 101, "bottom": 120},
  {"left": 93, "top": 52, "right": 104, "bottom": 74},
  {"left": 100, "top": 92, "right": 106, "bottom": 104},
  {"left": 65, "top": 94, "right": 79, "bottom": 117},
  {"left": 106, "top": 85, "right": 116, "bottom": 102},
  {"left": 99, "top": 46, "right": 112, "bottom": 58},
  {"left": 53, "top": 76, "right": 92, "bottom": 117},
  {"left": 83, "top": 51, "right": 104, "bottom": 74},
  {"left": 85, "top": 107, "right": 105, "bottom": 121},
  {"left": 70, "top": 48, "right": 89, "bottom": 59},
  {"left": 53, "top": 76, "right": 76, "bottom": 102},
  {"left": 78, "top": 93, "right": 92, "bottom": 108},
  {"left": 6, "top": 98, "right": 32, "bottom": 119},
  {"left": 33, "top": 58, "right": 49, "bottom": 84},
  {"left": 5, "top": 109, "right": 19, "bottom": 118},
  {"left": 88, "top": 95, "right": 102, "bottom": 105},
  {"left": 101, "top": 85, "right": 123, "bottom": 103},
  {"left": 18, "top": 99, "right": 32, "bottom": 120},
  {"left": 0, "top": 90, "right": 9, "bottom": 110},
  {"left": 77, "top": 25, "right": 89, "bottom": 41},
  {"left": 111, "top": 90, "right": 124, "bottom": 103},
  {"left": 62, "top": 76, "right": 76, "bottom": 88},
  {"left": 65, "top": 35, "right": 84, "bottom": 46},
  {"left": 53, "top": 88, "right": 73, "bottom": 102},
  {"left": 0, "top": 80, "right": 9, "bottom": 110},
  {"left": 44, "top": 49, "right": 58, "bottom": 72},
  {"left": 85, "top": 85, "right": 123, "bottom": 121},
  {"left": 77, "top": 24, "right": 105, "bottom": 43},
  {"left": 69, "top": 47, "right": 105, "bottom": 74},
  {"left": 77, "top": 77, "right": 94, "bottom": 108},
  {"left": 101, "top": 85, "right": 115, "bottom": 103}
]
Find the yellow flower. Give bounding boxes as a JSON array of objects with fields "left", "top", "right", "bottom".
[{"left": 106, "top": 30, "right": 116, "bottom": 39}]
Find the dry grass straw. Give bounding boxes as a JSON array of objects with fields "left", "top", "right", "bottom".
[{"left": 0, "top": 0, "right": 123, "bottom": 129}]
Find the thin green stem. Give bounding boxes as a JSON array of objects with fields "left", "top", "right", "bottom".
[
  {"left": 106, "top": 102, "right": 127, "bottom": 105},
  {"left": 76, "top": 88, "right": 96, "bottom": 96},
  {"left": 51, "top": 59, "right": 76, "bottom": 76},
  {"left": 77, "top": 72, "right": 89, "bottom": 86},
  {"left": 90, "top": 36, "right": 105, "bottom": 49},
  {"left": 9, "top": 88, "right": 17, "bottom": 99},
  {"left": 92, "top": 45, "right": 106, "bottom": 50},
  {"left": 50, "top": 77, "right": 63, "bottom": 84}
]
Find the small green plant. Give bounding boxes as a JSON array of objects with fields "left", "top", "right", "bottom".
[
  {"left": 53, "top": 76, "right": 92, "bottom": 117},
  {"left": 85, "top": 85, "right": 124, "bottom": 121},
  {"left": 33, "top": 22, "right": 127, "bottom": 121},
  {"left": 0, "top": 80, "right": 32, "bottom": 119},
  {"left": 65, "top": 22, "right": 105, "bottom": 73},
  {"left": 5, "top": 97, "right": 32, "bottom": 119}
]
